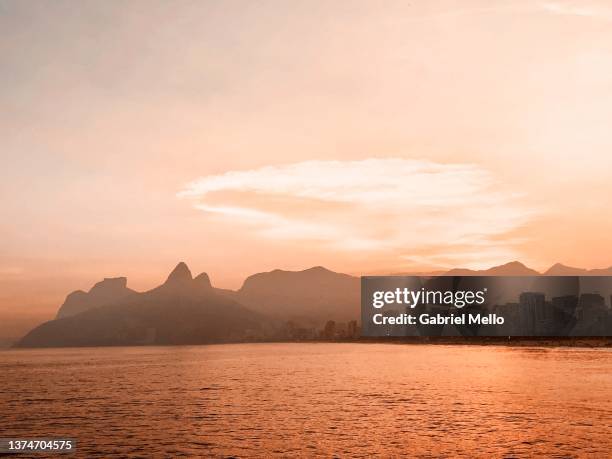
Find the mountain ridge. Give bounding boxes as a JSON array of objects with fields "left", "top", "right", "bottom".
[
  {"left": 19, "top": 262, "right": 261, "bottom": 348},
  {"left": 50, "top": 260, "right": 612, "bottom": 322},
  {"left": 16, "top": 260, "right": 612, "bottom": 348}
]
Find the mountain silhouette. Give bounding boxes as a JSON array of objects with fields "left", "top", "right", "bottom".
[
  {"left": 56, "top": 277, "right": 135, "bottom": 319},
  {"left": 18, "top": 263, "right": 262, "bottom": 348},
  {"left": 229, "top": 266, "right": 360, "bottom": 325},
  {"left": 52, "top": 261, "right": 543, "bottom": 322},
  {"left": 164, "top": 261, "right": 193, "bottom": 285},
  {"left": 544, "top": 263, "right": 612, "bottom": 276},
  {"left": 15, "top": 260, "right": 612, "bottom": 347},
  {"left": 445, "top": 261, "right": 540, "bottom": 276}
]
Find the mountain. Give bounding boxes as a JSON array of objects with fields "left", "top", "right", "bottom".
[
  {"left": 18, "top": 263, "right": 262, "bottom": 348},
  {"left": 445, "top": 261, "right": 540, "bottom": 276},
  {"left": 56, "top": 277, "right": 136, "bottom": 318},
  {"left": 230, "top": 266, "right": 360, "bottom": 325},
  {"left": 444, "top": 261, "right": 612, "bottom": 277},
  {"left": 544, "top": 263, "right": 612, "bottom": 276}
]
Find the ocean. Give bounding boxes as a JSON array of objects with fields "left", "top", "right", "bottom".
[{"left": 1, "top": 343, "right": 610, "bottom": 457}]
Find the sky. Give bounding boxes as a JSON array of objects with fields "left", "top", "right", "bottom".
[{"left": 2, "top": 0, "right": 612, "bottom": 335}]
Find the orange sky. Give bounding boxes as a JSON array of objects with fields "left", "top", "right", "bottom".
[{"left": 2, "top": 0, "right": 612, "bottom": 334}]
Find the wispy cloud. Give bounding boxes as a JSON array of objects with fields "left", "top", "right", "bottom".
[
  {"left": 179, "top": 158, "right": 535, "bottom": 269},
  {"left": 540, "top": 1, "right": 612, "bottom": 19}
]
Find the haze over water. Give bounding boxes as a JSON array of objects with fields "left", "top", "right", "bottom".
[{"left": 2, "top": 343, "right": 610, "bottom": 457}]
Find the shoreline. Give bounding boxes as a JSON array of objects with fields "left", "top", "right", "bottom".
[
  {"left": 5, "top": 336, "right": 611, "bottom": 350},
  {"left": 357, "top": 336, "right": 612, "bottom": 347}
]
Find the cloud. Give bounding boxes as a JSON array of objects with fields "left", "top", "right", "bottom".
[
  {"left": 179, "top": 158, "right": 535, "bottom": 269},
  {"left": 540, "top": 2, "right": 612, "bottom": 19}
]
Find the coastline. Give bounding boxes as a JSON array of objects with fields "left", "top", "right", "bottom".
[
  {"left": 6, "top": 336, "right": 611, "bottom": 350},
  {"left": 357, "top": 336, "right": 612, "bottom": 347}
]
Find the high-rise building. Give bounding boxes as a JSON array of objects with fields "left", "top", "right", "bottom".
[
  {"left": 578, "top": 293, "right": 607, "bottom": 323},
  {"left": 579, "top": 293, "right": 605, "bottom": 308},
  {"left": 552, "top": 295, "right": 578, "bottom": 314},
  {"left": 347, "top": 320, "right": 359, "bottom": 339},
  {"left": 519, "top": 292, "right": 545, "bottom": 335}
]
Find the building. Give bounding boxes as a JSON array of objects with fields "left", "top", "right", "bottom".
[
  {"left": 322, "top": 320, "right": 336, "bottom": 339},
  {"left": 347, "top": 320, "right": 359, "bottom": 339},
  {"left": 519, "top": 292, "right": 545, "bottom": 335}
]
